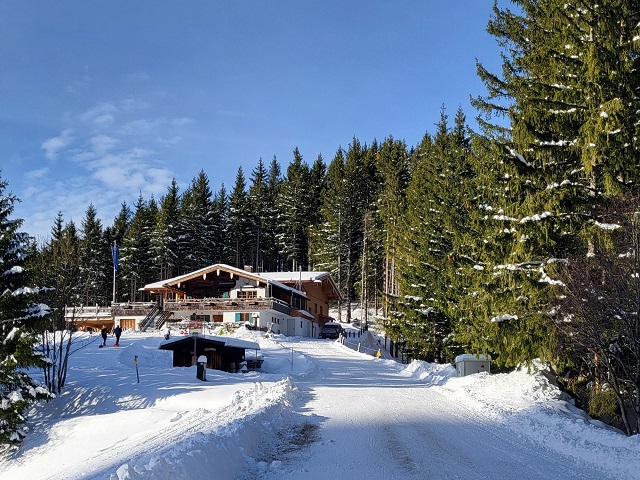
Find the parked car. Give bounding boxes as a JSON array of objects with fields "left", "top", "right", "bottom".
[{"left": 319, "top": 322, "right": 342, "bottom": 339}]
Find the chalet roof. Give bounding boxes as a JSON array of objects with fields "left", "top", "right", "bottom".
[
  {"left": 259, "top": 271, "right": 331, "bottom": 283},
  {"left": 141, "top": 263, "right": 308, "bottom": 298},
  {"left": 159, "top": 334, "right": 260, "bottom": 351},
  {"left": 260, "top": 271, "right": 342, "bottom": 301}
]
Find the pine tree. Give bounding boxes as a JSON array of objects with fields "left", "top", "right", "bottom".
[
  {"left": 152, "top": 179, "right": 180, "bottom": 280},
  {"left": 264, "top": 156, "right": 284, "bottom": 270},
  {"left": 311, "top": 148, "right": 349, "bottom": 319},
  {"left": 340, "top": 138, "right": 374, "bottom": 322},
  {"left": 120, "top": 195, "right": 155, "bottom": 301},
  {"left": 462, "top": 1, "right": 640, "bottom": 367},
  {"left": 178, "top": 171, "right": 217, "bottom": 272},
  {"left": 376, "top": 136, "right": 411, "bottom": 318},
  {"left": 0, "top": 176, "right": 53, "bottom": 451},
  {"left": 103, "top": 203, "right": 130, "bottom": 302},
  {"left": 78, "top": 204, "right": 109, "bottom": 306},
  {"left": 226, "top": 167, "right": 252, "bottom": 268},
  {"left": 38, "top": 213, "right": 81, "bottom": 328},
  {"left": 392, "top": 109, "right": 474, "bottom": 362},
  {"left": 248, "top": 158, "right": 269, "bottom": 271},
  {"left": 212, "top": 184, "right": 230, "bottom": 264},
  {"left": 307, "top": 154, "right": 327, "bottom": 236},
  {"left": 277, "top": 148, "right": 312, "bottom": 271}
]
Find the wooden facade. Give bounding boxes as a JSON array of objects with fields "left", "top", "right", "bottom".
[{"left": 159, "top": 335, "right": 260, "bottom": 372}]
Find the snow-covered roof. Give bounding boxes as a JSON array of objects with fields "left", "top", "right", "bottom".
[
  {"left": 259, "top": 271, "right": 331, "bottom": 283},
  {"left": 160, "top": 333, "right": 259, "bottom": 351},
  {"left": 260, "top": 270, "right": 342, "bottom": 300},
  {"left": 141, "top": 263, "right": 308, "bottom": 298},
  {"left": 455, "top": 354, "right": 491, "bottom": 362}
]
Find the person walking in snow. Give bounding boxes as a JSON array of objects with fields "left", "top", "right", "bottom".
[
  {"left": 100, "top": 327, "right": 108, "bottom": 347},
  {"left": 114, "top": 325, "right": 122, "bottom": 346}
]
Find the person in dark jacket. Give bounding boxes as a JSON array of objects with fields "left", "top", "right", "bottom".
[
  {"left": 100, "top": 327, "right": 108, "bottom": 347},
  {"left": 114, "top": 325, "right": 122, "bottom": 346}
]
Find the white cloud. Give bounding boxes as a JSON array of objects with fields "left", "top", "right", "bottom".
[
  {"left": 155, "top": 135, "right": 183, "bottom": 145},
  {"left": 79, "top": 102, "right": 118, "bottom": 126},
  {"left": 25, "top": 167, "right": 49, "bottom": 179},
  {"left": 172, "top": 117, "right": 194, "bottom": 126},
  {"left": 126, "top": 72, "right": 150, "bottom": 81},
  {"left": 41, "top": 129, "right": 73, "bottom": 160},
  {"left": 119, "top": 119, "right": 161, "bottom": 136},
  {"left": 90, "top": 135, "right": 118, "bottom": 155}
]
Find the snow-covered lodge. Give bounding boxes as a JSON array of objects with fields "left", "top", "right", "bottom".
[{"left": 105, "top": 264, "right": 342, "bottom": 337}]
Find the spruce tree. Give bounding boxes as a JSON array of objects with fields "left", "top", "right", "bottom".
[
  {"left": 120, "top": 195, "right": 154, "bottom": 301},
  {"left": 38, "top": 213, "right": 81, "bottom": 328},
  {"left": 392, "top": 109, "right": 474, "bottom": 362},
  {"left": 227, "top": 167, "right": 252, "bottom": 268},
  {"left": 462, "top": 0, "right": 640, "bottom": 367},
  {"left": 212, "top": 184, "right": 230, "bottom": 265},
  {"left": 152, "top": 179, "right": 180, "bottom": 279},
  {"left": 78, "top": 204, "right": 109, "bottom": 306},
  {"left": 375, "top": 136, "right": 411, "bottom": 318},
  {"left": 0, "top": 176, "right": 53, "bottom": 451},
  {"left": 311, "top": 148, "right": 349, "bottom": 319},
  {"left": 264, "top": 156, "right": 284, "bottom": 270},
  {"left": 277, "top": 148, "right": 312, "bottom": 271},
  {"left": 248, "top": 158, "right": 269, "bottom": 271},
  {"left": 178, "top": 171, "right": 217, "bottom": 271}
]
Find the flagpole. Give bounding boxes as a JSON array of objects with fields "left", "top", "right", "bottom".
[{"left": 112, "top": 240, "right": 118, "bottom": 304}]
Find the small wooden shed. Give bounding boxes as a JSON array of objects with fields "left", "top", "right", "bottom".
[{"left": 159, "top": 334, "right": 260, "bottom": 373}]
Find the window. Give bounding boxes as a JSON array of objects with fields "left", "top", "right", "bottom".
[{"left": 237, "top": 290, "right": 257, "bottom": 299}]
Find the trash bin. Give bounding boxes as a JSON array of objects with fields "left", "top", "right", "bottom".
[
  {"left": 196, "top": 355, "right": 207, "bottom": 381},
  {"left": 455, "top": 354, "right": 491, "bottom": 377}
]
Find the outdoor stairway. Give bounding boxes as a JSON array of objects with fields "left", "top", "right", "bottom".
[
  {"left": 154, "top": 311, "right": 173, "bottom": 331},
  {"left": 139, "top": 305, "right": 160, "bottom": 332}
]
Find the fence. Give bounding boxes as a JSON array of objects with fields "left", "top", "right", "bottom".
[{"left": 340, "top": 338, "right": 382, "bottom": 357}]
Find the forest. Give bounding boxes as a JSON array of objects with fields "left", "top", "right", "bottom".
[{"left": 2, "top": 1, "right": 640, "bottom": 449}]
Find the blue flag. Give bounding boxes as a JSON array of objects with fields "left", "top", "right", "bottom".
[{"left": 111, "top": 243, "right": 119, "bottom": 271}]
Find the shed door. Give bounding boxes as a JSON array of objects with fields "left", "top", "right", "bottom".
[{"left": 286, "top": 318, "right": 295, "bottom": 336}]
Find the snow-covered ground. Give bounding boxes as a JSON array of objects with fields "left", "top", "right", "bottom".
[{"left": 1, "top": 327, "right": 639, "bottom": 479}]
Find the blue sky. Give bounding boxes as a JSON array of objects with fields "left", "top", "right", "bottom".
[{"left": 1, "top": 1, "right": 505, "bottom": 240}]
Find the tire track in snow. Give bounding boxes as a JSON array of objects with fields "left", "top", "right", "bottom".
[{"left": 263, "top": 339, "right": 613, "bottom": 480}]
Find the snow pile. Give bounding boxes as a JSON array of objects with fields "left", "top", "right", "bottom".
[
  {"left": 399, "top": 359, "right": 455, "bottom": 386},
  {"left": 113, "top": 379, "right": 297, "bottom": 480},
  {"left": 437, "top": 366, "right": 640, "bottom": 479}
]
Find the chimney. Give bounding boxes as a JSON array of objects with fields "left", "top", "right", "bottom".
[{"left": 244, "top": 265, "right": 253, "bottom": 273}]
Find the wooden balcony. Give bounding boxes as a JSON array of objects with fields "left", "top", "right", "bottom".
[
  {"left": 111, "top": 302, "right": 158, "bottom": 317},
  {"left": 163, "top": 297, "right": 291, "bottom": 315}
]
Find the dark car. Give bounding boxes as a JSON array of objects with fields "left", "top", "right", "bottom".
[{"left": 319, "top": 322, "right": 342, "bottom": 339}]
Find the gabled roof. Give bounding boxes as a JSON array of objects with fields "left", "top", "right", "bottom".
[
  {"left": 159, "top": 334, "right": 260, "bottom": 351},
  {"left": 141, "top": 263, "right": 308, "bottom": 298},
  {"left": 260, "top": 271, "right": 342, "bottom": 301}
]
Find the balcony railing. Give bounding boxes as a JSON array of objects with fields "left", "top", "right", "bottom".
[
  {"left": 64, "top": 305, "right": 113, "bottom": 318},
  {"left": 111, "top": 302, "right": 158, "bottom": 317},
  {"left": 163, "top": 297, "right": 291, "bottom": 315}
]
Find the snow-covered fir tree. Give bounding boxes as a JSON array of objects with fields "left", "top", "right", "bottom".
[
  {"left": 0, "top": 176, "right": 54, "bottom": 452},
  {"left": 276, "top": 147, "right": 312, "bottom": 271},
  {"left": 78, "top": 204, "right": 110, "bottom": 306},
  {"left": 226, "top": 167, "right": 252, "bottom": 268},
  {"left": 151, "top": 179, "right": 180, "bottom": 280},
  {"left": 459, "top": 0, "right": 640, "bottom": 368}
]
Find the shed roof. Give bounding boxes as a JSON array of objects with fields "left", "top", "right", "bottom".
[{"left": 159, "top": 334, "right": 260, "bottom": 351}]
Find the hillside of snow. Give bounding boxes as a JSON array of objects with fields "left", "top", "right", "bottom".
[{"left": 0, "top": 327, "right": 638, "bottom": 479}]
